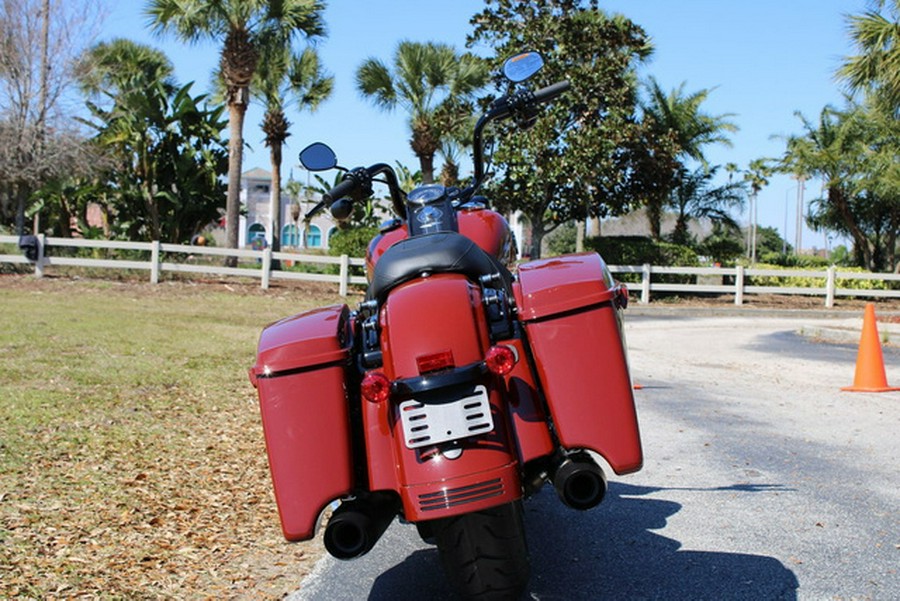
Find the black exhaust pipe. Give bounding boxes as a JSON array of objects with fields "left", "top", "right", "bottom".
[
  {"left": 552, "top": 451, "right": 607, "bottom": 510},
  {"left": 323, "top": 493, "right": 399, "bottom": 560}
]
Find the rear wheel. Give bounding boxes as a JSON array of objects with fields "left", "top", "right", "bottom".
[{"left": 432, "top": 501, "right": 530, "bottom": 600}]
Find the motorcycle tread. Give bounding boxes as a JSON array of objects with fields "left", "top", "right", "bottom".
[{"left": 432, "top": 502, "right": 530, "bottom": 600}]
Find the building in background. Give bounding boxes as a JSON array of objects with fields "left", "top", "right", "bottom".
[{"left": 236, "top": 168, "right": 337, "bottom": 251}]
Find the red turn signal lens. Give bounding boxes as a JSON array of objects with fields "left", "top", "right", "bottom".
[
  {"left": 361, "top": 372, "right": 391, "bottom": 403},
  {"left": 485, "top": 345, "right": 517, "bottom": 376}
]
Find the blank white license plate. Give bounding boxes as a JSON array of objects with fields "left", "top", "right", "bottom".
[{"left": 399, "top": 385, "right": 493, "bottom": 449}]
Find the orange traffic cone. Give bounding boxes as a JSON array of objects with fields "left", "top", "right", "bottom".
[{"left": 842, "top": 303, "right": 899, "bottom": 392}]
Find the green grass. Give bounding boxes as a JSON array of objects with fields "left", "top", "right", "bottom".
[{"left": 0, "top": 276, "right": 348, "bottom": 598}]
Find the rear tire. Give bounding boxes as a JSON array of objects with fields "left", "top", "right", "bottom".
[{"left": 432, "top": 501, "right": 530, "bottom": 600}]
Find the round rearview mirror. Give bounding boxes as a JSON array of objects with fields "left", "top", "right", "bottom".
[
  {"left": 502, "top": 51, "right": 544, "bottom": 83},
  {"left": 299, "top": 142, "right": 337, "bottom": 171}
]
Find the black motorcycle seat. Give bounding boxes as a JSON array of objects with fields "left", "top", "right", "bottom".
[{"left": 369, "top": 232, "right": 511, "bottom": 301}]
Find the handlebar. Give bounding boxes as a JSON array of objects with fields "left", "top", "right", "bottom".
[
  {"left": 532, "top": 80, "right": 571, "bottom": 104},
  {"left": 304, "top": 78, "right": 570, "bottom": 221},
  {"left": 324, "top": 176, "right": 360, "bottom": 204},
  {"left": 472, "top": 80, "right": 571, "bottom": 187},
  {"left": 305, "top": 163, "right": 407, "bottom": 221}
]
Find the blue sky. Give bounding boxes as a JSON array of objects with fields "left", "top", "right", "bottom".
[{"left": 101, "top": 0, "right": 868, "bottom": 251}]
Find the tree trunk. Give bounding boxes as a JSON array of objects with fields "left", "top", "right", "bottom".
[
  {"left": 15, "top": 184, "right": 27, "bottom": 236},
  {"left": 831, "top": 186, "right": 873, "bottom": 270},
  {"left": 647, "top": 196, "right": 663, "bottom": 241},
  {"left": 887, "top": 216, "right": 898, "bottom": 273},
  {"left": 529, "top": 213, "right": 545, "bottom": 260},
  {"left": 269, "top": 140, "right": 283, "bottom": 269},
  {"left": 419, "top": 153, "right": 435, "bottom": 185},
  {"left": 225, "top": 88, "right": 249, "bottom": 266},
  {"left": 143, "top": 186, "right": 160, "bottom": 241}
]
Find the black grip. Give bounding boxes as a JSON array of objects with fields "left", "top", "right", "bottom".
[
  {"left": 532, "top": 80, "right": 570, "bottom": 104},
  {"left": 324, "top": 176, "right": 359, "bottom": 203}
]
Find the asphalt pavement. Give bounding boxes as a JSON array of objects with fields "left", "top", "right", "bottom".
[{"left": 289, "top": 311, "right": 899, "bottom": 600}]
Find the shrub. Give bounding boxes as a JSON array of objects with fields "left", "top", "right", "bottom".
[
  {"left": 545, "top": 222, "right": 578, "bottom": 256},
  {"left": 746, "top": 263, "right": 891, "bottom": 291},
  {"left": 328, "top": 227, "right": 378, "bottom": 259},
  {"left": 328, "top": 227, "right": 378, "bottom": 277},
  {"left": 584, "top": 235, "right": 700, "bottom": 266},
  {"left": 586, "top": 236, "right": 699, "bottom": 284}
]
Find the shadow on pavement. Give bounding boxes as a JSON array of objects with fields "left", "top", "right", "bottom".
[
  {"left": 525, "top": 482, "right": 799, "bottom": 600},
  {"left": 367, "top": 482, "right": 798, "bottom": 600}
]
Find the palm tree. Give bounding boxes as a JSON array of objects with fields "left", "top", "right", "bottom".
[
  {"left": 668, "top": 165, "right": 745, "bottom": 248},
  {"left": 147, "top": 0, "right": 325, "bottom": 261},
  {"left": 742, "top": 158, "right": 772, "bottom": 263},
  {"left": 356, "top": 41, "right": 488, "bottom": 184},
  {"left": 642, "top": 78, "right": 738, "bottom": 165},
  {"left": 837, "top": 0, "right": 900, "bottom": 112},
  {"left": 782, "top": 104, "right": 899, "bottom": 271},
  {"left": 254, "top": 44, "right": 332, "bottom": 257},
  {"left": 77, "top": 38, "right": 176, "bottom": 99},
  {"left": 640, "top": 78, "right": 738, "bottom": 239}
]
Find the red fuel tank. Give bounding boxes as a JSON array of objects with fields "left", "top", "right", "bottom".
[{"left": 366, "top": 206, "right": 514, "bottom": 280}]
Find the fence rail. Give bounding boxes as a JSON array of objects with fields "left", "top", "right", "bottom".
[
  {"left": 2, "top": 234, "right": 899, "bottom": 305},
  {"left": 0, "top": 234, "right": 367, "bottom": 296},
  {"left": 608, "top": 263, "right": 900, "bottom": 307}
]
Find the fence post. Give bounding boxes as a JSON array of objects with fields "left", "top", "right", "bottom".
[
  {"left": 734, "top": 265, "right": 744, "bottom": 306},
  {"left": 261, "top": 249, "right": 272, "bottom": 290},
  {"left": 34, "top": 234, "right": 46, "bottom": 278},
  {"left": 640, "top": 263, "right": 651, "bottom": 304},
  {"left": 825, "top": 266, "right": 836, "bottom": 308},
  {"left": 150, "top": 240, "right": 161, "bottom": 284},
  {"left": 339, "top": 254, "right": 350, "bottom": 297}
]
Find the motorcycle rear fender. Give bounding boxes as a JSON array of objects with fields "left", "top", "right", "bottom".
[
  {"left": 499, "top": 336, "right": 555, "bottom": 464},
  {"left": 364, "top": 275, "right": 523, "bottom": 521},
  {"left": 250, "top": 305, "right": 355, "bottom": 540},
  {"left": 515, "top": 253, "right": 643, "bottom": 474}
]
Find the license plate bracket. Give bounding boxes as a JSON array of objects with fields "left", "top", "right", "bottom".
[{"left": 399, "top": 385, "right": 493, "bottom": 449}]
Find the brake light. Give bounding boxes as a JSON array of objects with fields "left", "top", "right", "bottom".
[
  {"left": 416, "top": 350, "right": 455, "bottom": 374},
  {"left": 361, "top": 372, "right": 391, "bottom": 403},
  {"left": 485, "top": 345, "right": 517, "bottom": 376}
]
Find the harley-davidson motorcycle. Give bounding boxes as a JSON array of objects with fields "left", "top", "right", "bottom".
[{"left": 249, "top": 52, "right": 642, "bottom": 600}]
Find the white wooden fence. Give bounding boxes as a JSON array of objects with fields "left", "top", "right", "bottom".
[
  {"left": 0, "top": 234, "right": 367, "bottom": 296},
  {"left": 2, "top": 234, "right": 899, "bottom": 306},
  {"left": 608, "top": 264, "right": 900, "bottom": 307}
]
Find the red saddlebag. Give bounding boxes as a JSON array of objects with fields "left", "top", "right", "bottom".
[
  {"left": 249, "top": 305, "right": 354, "bottom": 540},
  {"left": 514, "top": 253, "right": 643, "bottom": 474}
]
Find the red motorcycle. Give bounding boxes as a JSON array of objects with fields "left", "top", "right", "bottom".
[{"left": 249, "top": 52, "right": 642, "bottom": 600}]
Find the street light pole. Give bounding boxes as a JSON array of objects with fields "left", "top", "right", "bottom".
[
  {"left": 751, "top": 191, "right": 758, "bottom": 264},
  {"left": 794, "top": 175, "right": 806, "bottom": 255}
]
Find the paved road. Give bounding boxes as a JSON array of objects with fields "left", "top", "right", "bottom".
[{"left": 290, "top": 313, "right": 899, "bottom": 600}]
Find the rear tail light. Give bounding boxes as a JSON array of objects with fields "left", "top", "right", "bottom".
[
  {"left": 361, "top": 372, "right": 391, "bottom": 403},
  {"left": 416, "top": 350, "right": 455, "bottom": 374},
  {"left": 485, "top": 345, "right": 517, "bottom": 376}
]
